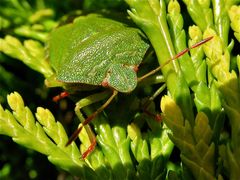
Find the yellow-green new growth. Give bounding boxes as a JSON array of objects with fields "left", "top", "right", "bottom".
[
  {"left": 203, "top": 28, "right": 240, "bottom": 180},
  {"left": 0, "top": 36, "right": 53, "bottom": 78},
  {"left": 161, "top": 95, "right": 216, "bottom": 179},
  {"left": 228, "top": 5, "right": 240, "bottom": 42},
  {"left": 0, "top": 92, "right": 97, "bottom": 178}
]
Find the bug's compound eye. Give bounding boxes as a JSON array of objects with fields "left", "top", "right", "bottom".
[
  {"left": 101, "top": 69, "right": 112, "bottom": 87},
  {"left": 132, "top": 65, "right": 139, "bottom": 72},
  {"left": 101, "top": 79, "right": 109, "bottom": 87}
]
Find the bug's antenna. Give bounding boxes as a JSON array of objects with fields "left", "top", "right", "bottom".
[
  {"left": 138, "top": 36, "right": 213, "bottom": 82},
  {"left": 65, "top": 90, "right": 118, "bottom": 147}
]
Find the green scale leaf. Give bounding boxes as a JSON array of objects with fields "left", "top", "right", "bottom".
[{"left": 50, "top": 14, "right": 149, "bottom": 93}]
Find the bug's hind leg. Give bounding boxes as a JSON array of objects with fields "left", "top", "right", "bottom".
[
  {"left": 142, "top": 83, "right": 166, "bottom": 121},
  {"left": 137, "top": 73, "right": 167, "bottom": 121},
  {"left": 66, "top": 90, "right": 118, "bottom": 158},
  {"left": 72, "top": 90, "right": 111, "bottom": 158},
  {"left": 141, "top": 83, "right": 167, "bottom": 122}
]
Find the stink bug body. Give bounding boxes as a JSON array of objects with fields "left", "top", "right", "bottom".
[
  {"left": 49, "top": 14, "right": 149, "bottom": 93},
  {"left": 46, "top": 14, "right": 212, "bottom": 158}
]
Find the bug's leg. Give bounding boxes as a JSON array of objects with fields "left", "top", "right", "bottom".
[
  {"left": 136, "top": 72, "right": 166, "bottom": 121},
  {"left": 52, "top": 91, "right": 69, "bottom": 102},
  {"left": 71, "top": 90, "right": 112, "bottom": 157},
  {"left": 74, "top": 90, "right": 112, "bottom": 124},
  {"left": 132, "top": 73, "right": 164, "bottom": 121},
  {"left": 138, "top": 74, "right": 165, "bottom": 87},
  {"left": 142, "top": 83, "right": 167, "bottom": 122},
  {"left": 66, "top": 90, "right": 118, "bottom": 158}
]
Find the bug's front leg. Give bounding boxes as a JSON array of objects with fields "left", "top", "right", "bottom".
[
  {"left": 74, "top": 90, "right": 112, "bottom": 122},
  {"left": 66, "top": 90, "right": 116, "bottom": 158},
  {"left": 76, "top": 91, "right": 111, "bottom": 156}
]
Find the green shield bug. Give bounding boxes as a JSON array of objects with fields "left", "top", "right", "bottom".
[{"left": 46, "top": 14, "right": 213, "bottom": 158}]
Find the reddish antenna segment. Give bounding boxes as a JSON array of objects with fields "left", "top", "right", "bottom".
[{"left": 137, "top": 36, "right": 213, "bottom": 82}]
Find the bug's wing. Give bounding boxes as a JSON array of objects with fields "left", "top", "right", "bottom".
[
  {"left": 50, "top": 14, "right": 149, "bottom": 92},
  {"left": 49, "top": 23, "right": 72, "bottom": 72},
  {"left": 50, "top": 14, "right": 125, "bottom": 73}
]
